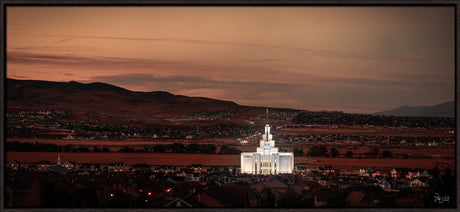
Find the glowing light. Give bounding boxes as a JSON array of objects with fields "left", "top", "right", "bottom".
[{"left": 147, "top": 192, "right": 152, "bottom": 196}]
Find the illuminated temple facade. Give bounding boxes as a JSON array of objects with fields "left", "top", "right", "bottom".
[{"left": 240, "top": 110, "right": 294, "bottom": 175}]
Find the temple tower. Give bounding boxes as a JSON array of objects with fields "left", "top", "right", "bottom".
[{"left": 240, "top": 109, "right": 294, "bottom": 175}]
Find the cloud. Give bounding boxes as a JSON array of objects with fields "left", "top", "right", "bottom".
[
  {"left": 8, "top": 51, "right": 443, "bottom": 86},
  {"left": 7, "top": 51, "right": 218, "bottom": 76},
  {"left": 88, "top": 73, "right": 294, "bottom": 98},
  {"left": 50, "top": 35, "right": 445, "bottom": 64}
]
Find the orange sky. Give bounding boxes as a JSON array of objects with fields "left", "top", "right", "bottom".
[{"left": 6, "top": 6, "right": 455, "bottom": 113}]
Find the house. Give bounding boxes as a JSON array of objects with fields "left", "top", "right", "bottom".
[
  {"left": 63, "top": 161, "right": 75, "bottom": 171},
  {"left": 317, "top": 177, "right": 329, "bottom": 187},
  {"left": 160, "top": 182, "right": 205, "bottom": 207},
  {"left": 37, "top": 161, "right": 51, "bottom": 170},
  {"left": 108, "top": 163, "right": 125, "bottom": 172},
  {"left": 295, "top": 166, "right": 308, "bottom": 174},
  {"left": 46, "top": 164, "right": 69, "bottom": 175},
  {"left": 298, "top": 180, "right": 323, "bottom": 193},
  {"left": 164, "top": 197, "right": 194, "bottom": 207},
  {"left": 376, "top": 179, "right": 391, "bottom": 191},
  {"left": 207, "top": 166, "right": 229, "bottom": 174},
  {"left": 157, "top": 166, "right": 177, "bottom": 174},
  {"left": 167, "top": 176, "right": 185, "bottom": 183},
  {"left": 391, "top": 168, "right": 408, "bottom": 178},
  {"left": 79, "top": 164, "right": 101, "bottom": 173},
  {"left": 187, "top": 164, "right": 203, "bottom": 173},
  {"left": 6, "top": 177, "right": 42, "bottom": 207},
  {"left": 176, "top": 169, "right": 201, "bottom": 182},
  {"left": 359, "top": 167, "right": 375, "bottom": 177},
  {"left": 376, "top": 180, "right": 401, "bottom": 192},
  {"left": 318, "top": 166, "right": 335, "bottom": 175},
  {"left": 78, "top": 170, "right": 90, "bottom": 175},
  {"left": 250, "top": 178, "right": 290, "bottom": 201},
  {"left": 8, "top": 160, "right": 21, "bottom": 170},
  {"left": 371, "top": 171, "right": 383, "bottom": 178},
  {"left": 276, "top": 174, "right": 296, "bottom": 185},
  {"left": 409, "top": 177, "right": 428, "bottom": 188},
  {"left": 186, "top": 173, "right": 201, "bottom": 182},
  {"left": 131, "top": 164, "right": 151, "bottom": 173},
  {"left": 194, "top": 185, "right": 249, "bottom": 207},
  {"left": 229, "top": 166, "right": 240, "bottom": 176}
]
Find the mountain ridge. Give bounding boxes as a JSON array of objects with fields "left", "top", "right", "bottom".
[
  {"left": 374, "top": 101, "right": 454, "bottom": 118},
  {"left": 6, "top": 78, "right": 244, "bottom": 121}
]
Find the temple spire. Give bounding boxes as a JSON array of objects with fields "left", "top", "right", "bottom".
[{"left": 265, "top": 108, "right": 269, "bottom": 124}]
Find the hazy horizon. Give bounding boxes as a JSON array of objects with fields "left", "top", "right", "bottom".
[{"left": 7, "top": 6, "right": 455, "bottom": 113}]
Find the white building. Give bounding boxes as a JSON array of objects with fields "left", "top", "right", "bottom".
[{"left": 240, "top": 109, "right": 294, "bottom": 175}]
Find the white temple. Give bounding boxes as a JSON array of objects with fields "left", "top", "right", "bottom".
[{"left": 240, "top": 109, "right": 294, "bottom": 175}]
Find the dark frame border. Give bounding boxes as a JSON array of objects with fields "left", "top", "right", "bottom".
[{"left": 0, "top": 1, "right": 458, "bottom": 212}]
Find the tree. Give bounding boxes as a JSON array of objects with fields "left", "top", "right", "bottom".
[
  {"left": 319, "top": 146, "right": 328, "bottom": 157},
  {"left": 278, "top": 190, "right": 314, "bottom": 207},
  {"left": 326, "top": 190, "right": 349, "bottom": 207},
  {"left": 118, "top": 146, "right": 134, "bottom": 152},
  {"left": 168, "top": 142, "right": 185, "bottom": 153},
  {"left": 219, "top": 145, "right": 241, "bottom": 154},
  {"left": 55, "top": 187, "right": 73, "bottom": 207},
  {"left": 220, "top": 145, "right": 229, "bottom": 154},
  {"left": 382, "top": 150, "right": 393, "bottom": 158},
  {"left": 153, "top": 145, "right": 166, "bottom": 153},
  {"left": 293, "top": 147, "right": 304, "bottom": 157},
  {"left": 330, "top": 148, "right": 339, "bottom": 158},
  {"left": 444, "top": 167, "right": 451, "bottom": 177},
  {"left": 76, "top": 147, "right": 90, "bottom": 152},
  {"left": 432, "top": 166, "right": 440, "bottom": 180},
  {"left": 365, "top": 147, "right": 379, "bottom": 158},
  {"left": 345, "top": 151, "right": 353, "bottom": 158},
  {"left": 186, "top": 143, "right": 200, "bottom": 153},
  {"left": 308, "top": 146, "right": 328, "bottom": 157},
  {"left": 200, "top": 144, "right": 217, "bottom": 154},
  {"left": 260, "top": 187, "right": 275, "bottom": 207}
]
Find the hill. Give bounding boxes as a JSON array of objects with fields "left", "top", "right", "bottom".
[
  {"left": 7, "top": 78, "right": 246, "bottom": 122},
  {"left": 374, "top": 101, "right": 454, "bottom": 118}
]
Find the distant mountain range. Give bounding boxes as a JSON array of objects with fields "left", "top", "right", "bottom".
[{"left": 374, "top": 101, "right": 455, "bottom": 118}]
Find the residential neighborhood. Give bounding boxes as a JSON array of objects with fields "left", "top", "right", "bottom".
[{"left": 5, "top": 159, "right": 455, "bottom": 208}]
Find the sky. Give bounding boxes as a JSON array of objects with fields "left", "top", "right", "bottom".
[{"left": 6, "top": 6, "right": 455, "bottom": 114}]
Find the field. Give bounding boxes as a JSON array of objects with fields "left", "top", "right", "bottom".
[
  {"left": 6, "top": 152, "right": 454, "bottom": 171},
  {"left": 7, "top": 118, "right": 455, "bottom": 173}
]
